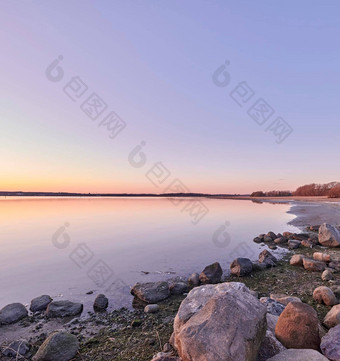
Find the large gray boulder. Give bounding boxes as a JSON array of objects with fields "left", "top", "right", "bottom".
[
  {"left": 46, "top": 300, "right": 83, "bottom": 318},
  {"left": 320, "top": 324, "right": 340, "bottom": 360},
  {"left": 0, "top": 303, "right": 28, "bottom": 325},
  {"left": 267, "top": 349, "right": 328, "bottom": 360},
  {"left": 33, "top": 331, "right": 79, "bottom": 361},
  {"left": 319, "top": 223, "right": 340, "bottom": 247},
  {"left": 30, "top": 295, "right": 53, "bottom": 312},
  {"left": 131, "top": 282, "right": 170, "bottom": 303},
  {"left": 173, "top": 282, "right": 267, "bottom": 361}
]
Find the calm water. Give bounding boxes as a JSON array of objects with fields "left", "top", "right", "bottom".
[{"left": 0, "top": 197, "right": 299, "bottom": 312}]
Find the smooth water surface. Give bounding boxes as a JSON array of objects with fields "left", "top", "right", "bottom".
[{"left": 0, "top": 197, "right": 299, "bottom": 311}]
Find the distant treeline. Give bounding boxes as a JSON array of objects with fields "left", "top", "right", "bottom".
[{"left": 251, "top": 182, "right": 340, "bottom": 198}]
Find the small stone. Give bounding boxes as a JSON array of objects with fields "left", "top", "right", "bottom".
[
  {"left": 131, "top": 282, "right": 170, "bottom": 303},
  {"left": 169, "top": 281, "right": 188, "bottom": 295},
  {"left": 270, "top": 293, "right": 302, "bottom": 305},
  {"left": 144, "top": 304, "right": 159, "bottom": 313},
  {"left": 260, "top": 297, "right": 285, "bottom": 316},
  {"left": 269, "top": 244, "right": 277, "bottom": 250},
  {"left": 30, "top": 295, "right": 53, "bottom": 313},
  {"left": 290, "top": 254, "right": 305, "bottom": 266},
  {"left": 314, "top": 252, "right": 331, "bottom": 263},
  {"left": 0, "top": 303, "right": 28, "bottom": 325},
  {"left": 230, "top": 258, "right": 253, "bottom": 277},
  {"left": 46, "top": 301, "right": 83, "bottom": 318},
  {"left": 313, "top": 286, "right": 338, "bottom": 306},
  {"left": 32, "top": 331, "right": 79, "bottom": 361},
  {"left": 267, "top": 232, "right": 277, "bottom": 240},
  {"left": 323, "top": 304, "right": 340, "bottom": 329},
  {"left": 2, "top": 340, "right": 30, "bottom": 357},
  {"left": 301, "top": 240, "right": 314, "bottom": 248},
  {"left": 303, "top": 258, "right": 326, "bottom": 272},
  {"left": 322, "top": 270, "right": 334, "bottom": 281},
  {"left": 254, "top": 237, "right": 262, "bottom": 243},
  {"left": 188, "top": 273, "right": 200, "bottom": 287},
  {"left": 199, "top": 262, "right": 223, "bottom": 284},
  {"left": 93, "top": 294, "right": 108, "bottom": 311},
  {"left": 274, "top": 237, "right": 288, "bottom": 244},
  {"left": 288, "top": 240, "right": 301, "bottom": 249},
  {"left": 259, "top": 250, "right": 277, "bottom": 267}
]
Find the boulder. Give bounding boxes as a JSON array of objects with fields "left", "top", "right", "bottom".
[
  {"left": 2, "top": 340, "right": 30, "bottom": 357},
  {"left": 46, "top": 300, "right": 83, "bottom": 318},
  {"left": 30, "top": 295, "right": 53, "bottom": 313},
  {"left": 0, "top": 303, "right": 28, "bottom": 325},
  {"left": 173, "top": 282, "right": 267, "bottom": 361},
  {"left": 290, "top": 254, "right": 305, "bottom": 266},
  {"left": 313, "top": 286, "right": 338, "bottom": 306},
  {"left": 322, "top": 270, "right": 334, "bottom": 281},
  {"left": 131, "top": 282, "right": 170, "bottom": 303},
  {"left": 188, "top": 273, "right": 200, "bottom": 287},
  {"left": 291, "top": 233, "right": 310, "bottom": 241},
  {"left": 93, "top": 294, "right": 108, "bottom": 311},
  {"left": 320, "top": 324, "right": 340, "bottom": 360},
  {"left": 283, "top": 232, "right": 293, "bottom": 238},
  {"left": 301, "top": 240, "right": 314, "bottom": 248},
  {"left": 275, "top": 301, "right": 321, "bottom": 350},
  {"left": 260, "top": 297, "right": 285, "bottom": 316},
  {"left": 32, "top": 331, "right": 79, "bottom": 361},
  {"left": 288, "top": 240, "right": 301, "bottom": 249},
  {"left": 314, "top": 252, "right": 331, "bottom": 263},
  {"left": 319, "top": 223, "right": 340, "bottom": 247},
  {"left": 264, "top": 236, "right": 274, "bottom": 242},
  {"left": 170, "top": 282, "right": 189, "bottom": 295},
  {"left": 270, "top": 293, "right": 302, "bottom": 305},
  {"left": 257, "top": 330, "right": 286, "bottom": 361},
  {"left": 259, "top": 250, "right": 277, "bottom": 267},
  {"left": 230, "top": 258, "right": 253, "bottom": 277},
  {"left": 267, "top": 349, "right": 328, "bottom": 360},
  {"left": 323, "top": 304, "right": 340, "bottom": 329},
  {"left": 254, "top": 237, "right": 262, "bottom": 243},
  {"left": 303, "top": 258, "right": 326, "bottom": 272},
  {"left": 199, "top": 262, "right": 222, "bottom": 284},
  {"left": 274, "top": 237, "right": 287, "bottom": 244},
  {"left": 267, "top": 232, "right": 277, "bottom": 240}
]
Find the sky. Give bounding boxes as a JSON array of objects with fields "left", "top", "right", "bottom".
[{"left": 0, "top": 0, "right": 339, "bottom": 194}]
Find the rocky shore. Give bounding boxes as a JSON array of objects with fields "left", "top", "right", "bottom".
[{"left": 2, "top": 223, "right": 340, "bottom": 360}]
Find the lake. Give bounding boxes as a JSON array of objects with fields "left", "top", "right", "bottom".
[{"left": 0, "top": 197, "right": 300, "bottom": 312}]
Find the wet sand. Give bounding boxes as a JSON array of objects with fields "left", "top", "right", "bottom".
[{"left": 288, "top": 200, "right": 340, "bottom": 229}]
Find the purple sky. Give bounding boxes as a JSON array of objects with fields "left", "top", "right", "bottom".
[{"left": 1, "top": 1, "right": 339, "bottom": 193}]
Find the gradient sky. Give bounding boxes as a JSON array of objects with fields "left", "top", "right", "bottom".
[{"left": 1, "top": 1, "right": 339, "bottom": 194}]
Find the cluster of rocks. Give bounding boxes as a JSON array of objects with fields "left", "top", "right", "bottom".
[
  {"left": 149, "top": 281, "right": 340, "bottom": 361},
  {"left": 0, "top": 293, "right": 109, "bottom": 360},
  {"left": 254, "top": 223, "right": 340, "bottom": 251}
]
